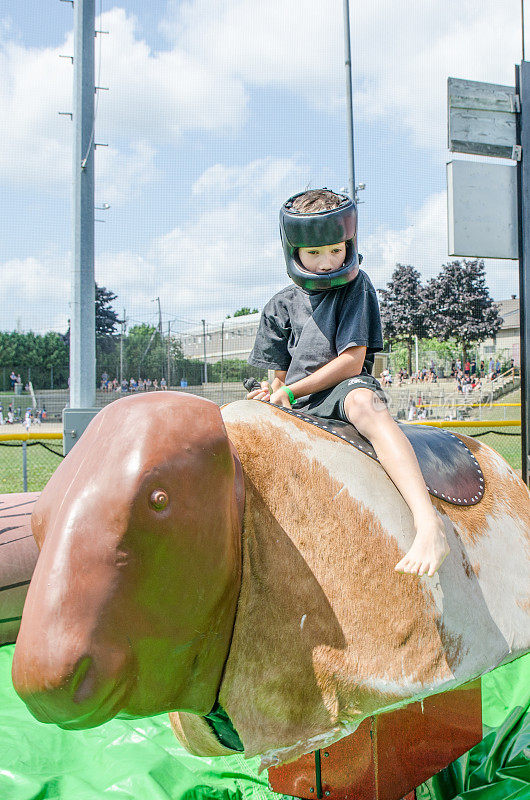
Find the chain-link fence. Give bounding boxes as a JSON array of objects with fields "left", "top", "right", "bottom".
[
  {"left": 0, "top": 419, "right": 522, "bottom": 495},
  {"left": 459, "top": 425, "right": 522, "bottom": 473},
  {"left": 0, "top": 439, "right": 63, "bottom": 494}
]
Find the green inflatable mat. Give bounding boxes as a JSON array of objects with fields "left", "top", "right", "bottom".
[{"left": 1, "top": 645, "right": 528, "bottom": 800}]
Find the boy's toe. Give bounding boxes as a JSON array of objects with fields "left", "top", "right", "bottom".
[{"left": 394, "top": 556, "right": 410, "bottom": 572}]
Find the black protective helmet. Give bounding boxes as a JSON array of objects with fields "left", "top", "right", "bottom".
[{"left": 279, "top": 191, "right": 361, "bottom": 291}]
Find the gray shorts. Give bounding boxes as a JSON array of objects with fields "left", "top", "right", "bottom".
[{"left": 293, "top": 374, "right": 388, "bottom": 423}]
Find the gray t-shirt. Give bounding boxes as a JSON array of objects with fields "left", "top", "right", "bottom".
[{"left": 248, "top": 269, "right": 384, "bottom": 404}]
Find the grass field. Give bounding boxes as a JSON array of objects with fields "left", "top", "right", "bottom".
[
  {"left": 0, "top": 440, "right": 63, "bottom": 493},
  {"left": 0, "top": 425, "right": 522, "bottom": 493},
  {"left": 454, "top": 427, "right": 522, "bottom": 471}
]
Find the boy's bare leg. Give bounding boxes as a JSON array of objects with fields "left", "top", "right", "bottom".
[{"left": 343, "top": 389, "right": 450, "bottom": 577}]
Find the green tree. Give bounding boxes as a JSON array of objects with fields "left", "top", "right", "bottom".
[
  {"left": 423, "top": 260, "right": 502, "bottom": 363},
  {"left": 226, "top": 307, "right": 259, "bottom": 318},
  {"left": 379, "top": 264, "right": 429, "bottom": 374},
  {"left": 96, "top": 285, "right": 122, "bottom": 379},
  {"left": 0, "top": 331, "right": 68, "bottom": 389}
]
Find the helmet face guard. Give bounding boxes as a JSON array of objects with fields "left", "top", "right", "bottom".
[{"left": 279, "top": 192, "right": 360, "bottom": 291}]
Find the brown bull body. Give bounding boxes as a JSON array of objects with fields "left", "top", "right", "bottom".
[{"left": 11, "top": 393, "right": 530, "bottom": 768}]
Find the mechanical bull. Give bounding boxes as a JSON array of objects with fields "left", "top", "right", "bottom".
[{"left": 10, "top": 392, "right": 530, "bottom": 770}]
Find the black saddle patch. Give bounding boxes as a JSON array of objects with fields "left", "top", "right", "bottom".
[{"left": 274, "top": 406, "right": 485, "bottom": 507}]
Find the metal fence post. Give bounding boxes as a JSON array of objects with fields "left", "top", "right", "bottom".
[
  {"left": 22, "top": 441, "right": 28, "bottom": 492},
  {"left": 516, "top": 62, "right": 530, "bottom": 484}
]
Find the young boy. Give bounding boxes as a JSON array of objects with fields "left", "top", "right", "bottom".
[{"left": 247, "top": 189, "right": 449, "bottom": 577}]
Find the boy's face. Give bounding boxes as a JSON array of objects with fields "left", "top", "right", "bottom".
[{"left": 297, "top": 242, "right": 346, "bottom": 274}]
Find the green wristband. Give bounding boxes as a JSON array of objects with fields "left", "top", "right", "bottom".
[{"left": 281, "top": 386, "right": 295, "bottom": 406}]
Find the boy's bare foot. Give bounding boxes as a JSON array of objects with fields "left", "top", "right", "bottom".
[{"left": 394, "top": 511, "right": 450, "bottom": 577}]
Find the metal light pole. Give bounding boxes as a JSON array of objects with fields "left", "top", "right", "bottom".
[
  {"left": 516, "top": 62, "right": 530, "bottom": 484},
  {"left": 62, "top": 0, "right": 101, "bottom": 455},
  {"left": 201, "top": 319, "right": 208, "bottom": 384},
  {"left": 119, "top": 308, "right": 125, "bottom": 384},
  {"left": 70, "top": 0, "right": 95, "bottom": 408},
  {"left": 221, "top": 320, "right": 225, "bottom": 405},
  {"left": 167, "top": 321, "right": 171, "bottom": 387},
  {"left": 343, "top": 0, "right": 356, "bottom": 201}
]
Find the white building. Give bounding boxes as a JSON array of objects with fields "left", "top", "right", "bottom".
[
  {"left": 178, "top": 312, "right": 387, "bottom": 376},
  {"left": 478, "top": 296, "right": 520, "bottom": 366},
  {"left": 178, "top": 314, "right": 261, "bottom": 364}
]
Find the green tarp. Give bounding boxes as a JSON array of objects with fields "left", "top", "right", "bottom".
[{"left": 1, "top": 646, "right": 528, "bottom": 800}]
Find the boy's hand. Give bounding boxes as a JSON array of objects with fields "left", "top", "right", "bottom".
[
  {"left": 269, "top": 388, "right": 293, "bottom": 408},
  {"left": 247, "top": 381, "right": 271, "bottom": 401}
]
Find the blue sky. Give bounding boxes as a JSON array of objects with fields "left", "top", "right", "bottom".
[{"left": 0, "top": 0, "right": 524, "bottom": 336}]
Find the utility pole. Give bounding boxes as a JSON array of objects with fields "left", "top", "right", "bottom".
[
  {"left": 201, "top": 319, "right": 208, "bottom": 384},
  {"left": 70, "top": 0, "right": 95, "bottom": 408},
  {"left": 156, "top": 297, "right": 162, "bottom": 336},
  {"left": 221, "top": 319, "right": 225, "bottom": 405},
  {"left": 516, "top": 61, "right": 530, "bottom": 484},
  {"left": 343, "top": 0, "right": 356, "bottom": 201},
  {"left": 167, "top": 321, "right": 171, "bottom": 387},
  {"left": 63, "top": 0, "right": 101, "bottom": 455},
  {"left": 120, "top": 307, "right": 126, "bottom": 384}
]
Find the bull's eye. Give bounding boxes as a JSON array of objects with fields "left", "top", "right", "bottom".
[{"left": 149, "top": 490, "right": 168, "bottom": 511}]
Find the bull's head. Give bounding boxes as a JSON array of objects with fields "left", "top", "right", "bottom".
[{"left": 12, "top": 393, "right": 243, "bottom": 729}]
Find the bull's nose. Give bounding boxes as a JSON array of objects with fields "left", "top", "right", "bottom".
[{"left": 12, "top": 648, "right": 134, "bottom": 728}]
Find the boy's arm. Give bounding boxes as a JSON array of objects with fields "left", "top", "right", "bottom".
[
  {"left": 270, "top": 347, "right": 366, "bottom": 406},
  {"left": 271, "top": 370, "right": 287, "bottom": 391}
]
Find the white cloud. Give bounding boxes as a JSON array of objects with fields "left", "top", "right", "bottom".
[
  {"left": 0, "top": 7, "right": 247, "bottom": 198},
  {"left": 3, "top": 172, "right": 518, "bottom": 336},
  {"left": 95, "top": 139, "right": 158, "bottom": 205},
  {"left": 164, "top": 0, "right": 521, "bottom": 149},
  {"left": 0, "top": 37, "right": 72, "bottom": 188},
  {"left": 89, "top": 156, "right": 308, "bottom": 327},
  {"left": 0, "top": 0, "right": 521, "bottom": 202},
  {"left": 1, "top": 256, "right": 70, "bottom": 333},
  {"left": 362, "top": 191, "right": 519, "bottom": 300}
]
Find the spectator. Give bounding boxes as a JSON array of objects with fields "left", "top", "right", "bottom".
[
  {"left": 10, "top": 371, "right": 16, "bottom": 389},
  {"left": 153, "top": 378, "right": 159, "bottom": 391},
  {"left": 145, "top": 378, "right": 152, "bottom": 391},
  {"left": 24, "top": 408, "right": 32, "bottom": 431},
  {"left": 160, "top": 377, "right": 167, "bottom": 390},
  {"left": 488, "top": 357, "right": 495, "bottom": 378},
  {"left": 0, "top": 403, "right": 3, "bottom": 425},
  {"left": 464, "top": 360, "right": 470, "bottom": 377},
  {"left": 408, "top": 400, "right": 417, "bottom": 421},
  {"left": 479, "top": 360, "right": 485, "bottom": 378}
]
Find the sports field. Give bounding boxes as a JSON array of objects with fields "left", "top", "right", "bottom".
[
  {"left": 0, "top": 426, "right": 522, "bottom": 493},
  {"left": 0, "top": 439, "right": 63, "bottom": 494}
]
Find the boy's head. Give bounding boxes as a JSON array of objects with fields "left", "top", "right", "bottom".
[{"left": 279, "top": 189, "right": 360, "bottom": 292}]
